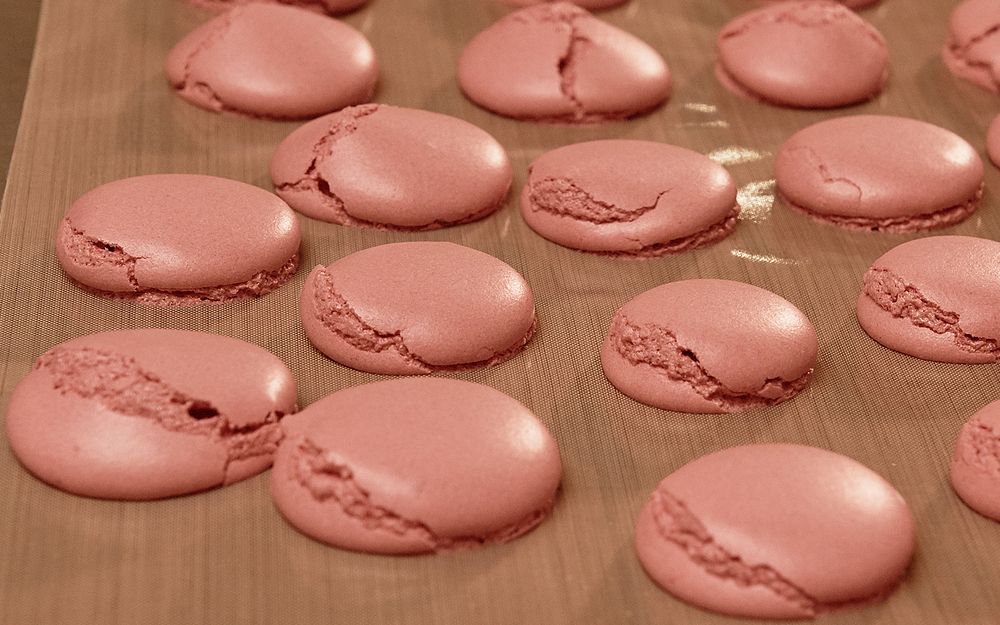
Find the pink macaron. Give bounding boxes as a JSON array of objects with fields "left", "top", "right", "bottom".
[
  {"left": 520, "top": 140, "right": 739, "bottom": 256},
  {"left": 497, "top": 0, "right": 628, "bottom": 9},
  {"left": 601, "top": 279, "right": 817, "bottom": 413},
  {"left": 943, "top": 0, "right": 1000, "bottom": 93},
  {"left": 165, "top": 3, "right": 377, "bottom": 119},
  {"left": 717, "top": 1, "right": 888, "bottom": 108},
  {"left": 5, "top": 329, "right": 297, "bottom": 500},
  {"left": 190, "top": 0, "right": 371, "bottom": 15},
  {"left": 270, "top": 377, "right": 562, "bottom": 554},
  {"left": 458, "top": 2, "right": 671, "bottom": 122},
  {"left": 856, "top": 236, "right": 1000, "bottom": 363},
  {"left": 301, "top": 242, "right": 536, "bottom": 375},
  {"left": 760, "top": 0, "right": 880, "bottom": 9},
  {"left": 270, "top": 104, "right": 512, "bottom": 228},
  {"left": 952, "top": 399, "right": 1000, "bottom": 521},
  {"left": 56, "top": 174, "right": 300, "bottom": 305},
  {"left": 988, "top": 114, "right": 1000, "bottom": 167},
  {"left": 635, "top": 444, "right": 916, "bottom": 619},
  {"left": 775, "top": 115, "right": 984, "bottom": 231}
]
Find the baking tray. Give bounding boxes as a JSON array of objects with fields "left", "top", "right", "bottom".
[{"left": 2, "top": 0, "right": 1000, "bottom": 623}]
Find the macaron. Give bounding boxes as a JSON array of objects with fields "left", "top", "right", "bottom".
[
  {"left": 5, "top": 329, "right": 297, "bottom": 500},
  {"left": 270, "top": 104, "right": 512, "bottom": 228},
  {"left": 458, "top": 2, "right": 671, "bottom": 122},
  {"left": 190, "top": 0, "right": 370, "bottom": 15},
  {"left": 761, "top": 0, "right": 880, "bottom": 9},
  {"left": 775, "top": 115, "right": 984, "bottom": 231},
  {"left": 635, "top": 444, "right": 916, "bottom": 619},
  {"left": 952, "top": 399, "right": 1000, "bottom": 521},
  {"left": 943, "top": 0, "right": 1000, "bottom": 93},
  {"left": 165, "top": 3, "right": 377, "bottom": 119},
  {"left": 717, "top": 1, "right": 888, "bottom": 108},
  {"left": 856, "top": 236, "right": 1000, "bottom": 363},
  {"left": 300, "top": 242, "right": 536, "bottom": 375},
  {"left": 601, "top": 279, "right": 817, "bottom": 413},
  {"left": 520, "top": 140, "right": 739, "bottom": 256},
  {"left": 988, "top": 113, "right": 1000, "bottom": 167},
  {"left": 56, "top": 174, "right": 300, "bottom": 305},
  {"left": 498, "top": 0, "right": 628, "bottom": 9},
  {"left": 270, "top": 377, "right": 562, "bottom": 554}
]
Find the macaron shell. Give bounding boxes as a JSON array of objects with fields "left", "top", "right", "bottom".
[
  {"left": 500, "top": 0, "right": 628, "bottom": 8},
  {"left": 951, "top": 400, "right": 1000, "bottom": 521},
  {"left": 271, "top": 105, "right": 512, "bottom": 228},
  {"left": 635, "top": 444, "right": 915, "bottom": 616},
  {"left": 58, "top": 174, "right": 300, "bottom": 293},
  {"left": 775, "top": 116, "right": 983, "bottom": 220},
  {"left": 165, "top": 4, "right": 377, "bottom": 119},
  {"left": 717, "top": 2, "right": 888, "bottom": 108},
  {"left": 272, "top": 378, "right": 562, "bottom": 551},
  {"left": 856, "top": 236, "right": 1000, "bottom": 362},
  {"left": 457, "top": 3, "right": 670, "bottom": 121},
  {"left": 943, "top": 0, "right": 1000, "bottom": 93},
  {"left": 300, "top": 242, "right": 536, "bottom": 373},
  {"left": 988, "top": 114, "right": 1000, "bottom": 168},
  {"left": 191, "top": 0, "right": 371, "bottom": 14},
  {"left": 521, "top": 140, "right": 737, "bottom": 253}
]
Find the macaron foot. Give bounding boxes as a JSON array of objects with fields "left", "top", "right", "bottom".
[
  {"left": 861, "top": 266, "right": 1000, "bottom": 360},
  {"left": 284, "top": 435, "right": 553, "bottom": 553},
  {"left": 781, "top": 187, "right": 982, "bottom": 232}
]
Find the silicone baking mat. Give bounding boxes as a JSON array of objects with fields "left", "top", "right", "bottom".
[{"left": 2, "top": 0, "right": 1000, "bottom": 623}]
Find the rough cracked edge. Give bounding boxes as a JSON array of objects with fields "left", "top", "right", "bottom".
[
  {"left": 650, "top": 488, "right": 820, "bottom": 616},
  {"left": 527, "top": 175, "right": 666, "bottom": 223},
  {"left": 37, "top": 346, "right": 286, "bottom": 472},
  {"left": 862, "top": 267, "right": 1000, "bottom": 359},
  {"left": 944, "top": 23, "right": 1000, "bottom": 93},
  {"left": 720, "top": 1, "right": 885, "bottom": 45},
  {"left": 289, "top": 436, "right": 554, "bottom": 552},
  {"left": 310, "top": 266, "right": 536, "bottom": 372},
  {"left": 609, "top": 315, "right": 811, "bottom": 411},
  {"left": 956, "top": 417, "right": 1000, "bottom": 475}
]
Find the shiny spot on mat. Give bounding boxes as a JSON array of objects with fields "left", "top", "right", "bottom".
[
  {"left": 730, "top": 249, "right": 803, "bottom": 266},
  {"left": 683, "top": 102, "right": 718, "bottom": 114},
  {"left": 707, "top": 146, "right": 770, "bottom": 166},
  {"left": 737, "top": 180, "right": 775, "bottom": 222}
]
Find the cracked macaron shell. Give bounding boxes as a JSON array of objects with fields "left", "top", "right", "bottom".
[
  {"left": 457, "top": 2, "right": 671, "bottom": 122},
  {"left": 775, "top": 115, "right": 983, "bottom": 229},
  {"left": 634, "top": 444, "right": 916, "bottom": 619},
  {"left": 601, "top": 279, "right": 817, "bottom": 414},
  {"left": 56, "top": 174, "right": 300, "bottom": 300},
  {"left": 951, "top": 399, "right": 1000, "bottom": 521},
  {"left": 165, "top": 3, "right": 377, "bottom": 119},
  {"left": 716, "top": 1, "right": 888, "bottom": 109},
  {"left": 300, "top": 242, "right": 536, "bottom": 374},
  {"left": 270, "top": 104, "right": 512, "bottom": 228},
  {"left": 856, "top": 236, "right": 1000, "bottom": 364},
  {"left": 943, "top": 0, "right": 1000, "bottom": 93},
  {"left": 270, "top": 377, "right": 562, "bottom": 553},
  {"left": 520, "top": 140, "right": 738, "bottom": 254},
  {"left": 4, "top": 329, "right": 297, "bottom": 500}
]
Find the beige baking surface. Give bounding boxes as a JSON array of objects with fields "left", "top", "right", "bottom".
[{"left": 2, "top": 0, "right": 1000, "bottom": 623}]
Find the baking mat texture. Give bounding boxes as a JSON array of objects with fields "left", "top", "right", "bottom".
[{"left": 2, "top": 0, "right": 1000, "bottom": 623}]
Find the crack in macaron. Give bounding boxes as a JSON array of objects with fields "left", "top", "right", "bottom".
[
  {"left": 862, "top": 267, "right": 1000, "bottom": 358},
  {"left": 650, "top": 488, "right": 821, "bottom": 616},
  {"left": 309, "top": 266, "right": 537, "bottom": 372},
  {"left": 528, "top": 176, "right": 668, "bottom": 223},
  {"left": 60, "top": 222, "right": 145, "bottom": 290},
  {"left": 554, "top": 11, "right": 590, "bottom": 120},
  {"left": 944, "top": 0, "right": 1000, "bottom": 93},
  {"left": 289, "top": 436, "right": 552, "bottom": 552},
  {"left": 170, "top": 8, "right": 241, "bottom": 114},
  {"left": 721, "top": 2, "right": 883, "bottom": 45},
  {"left": 37, "top": 346, "right": 285, "bottom": 473},
  {"left": 955, "top": 417, "right": 1000, "bottom": 475},
  {"left": 609, "top": 316, "right": 811, "bottom": 410}
]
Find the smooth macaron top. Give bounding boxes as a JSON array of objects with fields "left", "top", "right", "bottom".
[
  {"left": 271, "top": 377, "right": 562, "bottom": 553},
  {"left": 951, "top": 399, "right": 1000, "bottom": 521},
  {"left": 717, "top": 1, "right": 888, "bottom": 108},
  {"left": 458, "top": 2, "right": 671, "bottom": 122},
  {"left": 270, "top": 104, "right": 512, "bottom": 228},
  {"left": 943, "top": 0, "right": 1000, "bottom": 93},
  {"left": 775, "top": 115, "right": 983, "bottom": 220},
  {"left": 5, "top": 329, "right": 297, "bottom": 499},
  {"left": 57, "top": 174, "right": 300, "bottom": 294},
  {"left": 760, "top": 0, "right": 880, "bottom": 9},
  {"left": 602, "top": 279, "right": 817, "bottom": 413},
  {"left": 165, "top": 3, "right": 377, "bottom": 119},
  {"left": 635, "top": 444, "right": 916, "bottom": 619},
  {"left": 300, "top": 242, "right": 536, "bottom": 374},
  {"left": 988, "top": 114, "right": 1000, "bottom": 167},
  {"left": 857, "top": 236, "right": 1000, "bottom": 363},
  {"left": 520, "top": 140, "right": 738, "bottom": 254}
]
